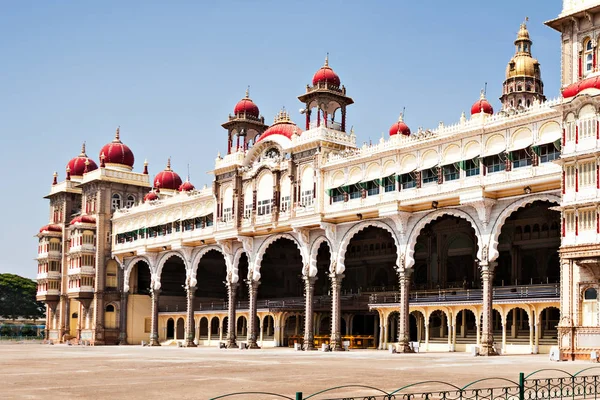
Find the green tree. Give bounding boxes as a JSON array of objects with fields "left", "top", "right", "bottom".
[{"left": 0, "top": 274, "right": 45, "bottom": 320}]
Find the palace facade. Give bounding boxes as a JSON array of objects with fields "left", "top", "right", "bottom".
[{"left": 35, "top": 0, "right": 600, "bottom": 359}]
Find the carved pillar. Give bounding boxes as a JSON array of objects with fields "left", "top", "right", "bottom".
[
  {"left": 185, "top": 286, "right": 197, "bottom": 347},
  {"left": 149, "top": 288, "right": 161, "bottom": 346},
  {"left": 501, "top": 316, "right": 507, "bottom": 354},
  {"left": 424, "top": 319, "right": 430, "bottom": 351},
  {"left": 226, "top": 281, "right": 238, "bottom": 348},
  {"left": 247, "top": 280, "right": 260, "bottom": 349},
  {"left": 303, "top": 276, "right": 317, "bottom": 350},
  {"left": 479, "top": 262, "right": 497, "bottom": 356},
  {"left": 397, "top": 269, "right": 413, "bottom": 353},
  {"left": 330, "top": 273, "right": 344, "bottom": 351},
  {"left": 118, "top": 292, "right": 128, "bottom": 345}
]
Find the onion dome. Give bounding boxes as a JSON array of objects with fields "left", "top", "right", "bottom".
[
  {"left": 70, "top": 215, "right": 96, "bottom": 225},
  {"left": 389, "top": 113, "right": 411, "bottom": 136},
  {"left": 39, "top": 224, "right": 62, "bottom": 233},
  {"left": 234, "top": 88, "right": 260, "bottom": 118},
  {"left": 312, "top": 55, "right": 341, "bottom": 87},
  {"left": 505, "top": 20, "right": 540, "bottom": 80},
  {"left": 153, "top": 158, "right": 183, "bottom": 190},
  {"left": 179, "top": 179, "right": 195, "bottom": 192},
  {"left": 67, "top": 143, "right": 98, "bottom": 178},
  {"left": 99, "top": 127, "right": 135, "bottom": 170},
  {"left": 257, "top": 109, "right": 302, "bottom": 142},
  {"left": 471, "top": 91, "right": 494, "bottom": 115},
  {"left": 144, "top": 190, "right": 159, "bottom": 202},
  {"left": 562, "top": 75, "right": 600, "bottom": 98}
]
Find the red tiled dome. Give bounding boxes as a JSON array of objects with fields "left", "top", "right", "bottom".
[
  {"left": 39, "top": 224, "right": 62, "bottom": 233},
  {"left": 70, "top": 215, "right": 96, "bottom": 225},
  {"left": 179, "top": 180, "right": 195, "bottom": 192},
  {"left": 100, "top": 127, "right": 134, "bottom": 169},
  {"left": 562, "top": 76, "right": 600, "bottom": 98},
  {"left": 389, "top": 114, "right": 411, "bottom": 136},
  {"left": 312, "top": 56, "right": 341, "bottom": 87},
  {"left": 257, "top": 110, "right": 301, "bottom": 142},
  {"left": 471, "top": 93, "right": 494, "bottom": 115},
  {"left": 234, "top": 89, "right": 260, "bottom": 118},
  {"left": 153, "top": 159, "right": 182, "bottom": 190},
  {"left": 67, "top": 143, "right": 98, "bottom": 177},
  {"left": 144, "top": 191, "right": 159, "bottom": 202}
]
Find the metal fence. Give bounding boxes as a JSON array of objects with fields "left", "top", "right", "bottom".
[{"left": 209, "top": 367, "right": 600, "bottom": 400}]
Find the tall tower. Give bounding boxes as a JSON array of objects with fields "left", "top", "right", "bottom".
[
  {"left": 500, "top": 20, "right": 546, "bottom": 109},
  {"left": 298, "top": 56, "right": 354, "bottom": 132},
  {"left": 221, "top": 89, "right": 268, "bottom": 154}
]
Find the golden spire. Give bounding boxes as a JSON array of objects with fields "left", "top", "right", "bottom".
[
  {"left": 166, "top": 157, "right": 171, "bottom": 171},
  {"left": 80, "top": 142, "right": 87, "bottom": 157},
  {"left": 516, "top": 17, "right": 530, "bottom": 42},
  {"left": 325, "top": 53, "right": 329, "bottom": 67},
  {"left": 274, "top": 107, "right": 291, "bottom": 124},
  {"left": 114, "top": 126, "right": 121, "bottom": 142},
  {"left": 480, "top": 89, "right": 486, "bottom": 99},
  {"left": 398, "top": 112, "right": 404, "bottom": 122},
  {"left": 245, "top": 86, "right": 250, "bottom": 98}
]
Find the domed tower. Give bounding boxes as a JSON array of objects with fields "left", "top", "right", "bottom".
[
  {"left": 298, "top": 55, "right": 354, "bottom": 132},
  {"left": 500, "top": 19, "right": 546, "bottom": 109},
  {"left": 221, "top": 88, "right": 269, "bottom": 154}
]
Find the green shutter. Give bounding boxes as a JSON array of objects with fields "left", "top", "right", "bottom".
[
  {"left": 553, "top": 139, "right": 562, "bottom": 151},
  {"left": 531, "top": 145, "right": 541, "bottom": 156}
]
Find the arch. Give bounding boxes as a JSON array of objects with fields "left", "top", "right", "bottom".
[
  {"left": 300, "top": 165, "right": 314, "bottom": 191},
  {"left": 464, "top": 140, "right": 481, "bottom": 160},
  {"left": 330, "top": 171, "right": 345, "bottom": 187},
  {"left": 509, "top": 128, "right": 533, "bottom": 151},
  {"left": 537, "top": 121, "right": 561, "bottom": 145},
  {"left": 253, "top": 233, "right": 305, "bottom": 281},
  {"left": 105, "top": 259, "right": 118, "bottom": 288},
  {"left": 190, "top": 245, "right": 227, "bottom": 286},
  {"left": 256, "top": 170, "right": 274, "bottom": 201},
  {"left": 308, "top": 235, "right": 332, "bottom": 277},
  {"left": 404, "top": 209, "right": 483, "bottom": 269},
  {"left": 123, "top": 255, "right": 152, "bottom": 292},
  {"left": 104, "top": 302, "right": 118, "bottom": 329},
  {"left": 483, "top": 134, "right": 506, "bottom": 157},
  {"left": 231, "top": 247, "right": 248, "bottom": 283},
  {"left": 399, "top": 154, "right": 417, "bottom": 174},
  {"left": 580, "top": 103, "right": 597, "bottom": 118},
  {"left": 382, "top": 160, "right": 396, "bottom": 177},
  {"left": 442, "top": 144, "right": 461, "bottom": 165},
  {"left": 365, "top": 162, "right": 382, "bottom": 181},
  {"left": 198, "top": 317, "right": 209, "bottom": 338},
  {"left": 155, "top": 250, "right": 188, "bottom": 285},
  {"left": 176, "top": 317, "right": 185, "bottom": 340},
  {"left": 488, "top": 194, "right": 561, "bottom": 262},
  {"left": 337, "top": 220, "right": 401, "bottom": 274}
]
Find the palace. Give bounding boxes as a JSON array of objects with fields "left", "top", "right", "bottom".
[{"left": 35, "top": 0, "right": 600, "bottom": 360}]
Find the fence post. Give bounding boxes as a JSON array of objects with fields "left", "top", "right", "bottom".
[
  {"left": 519, "top": 372, "right": 524, "bottom": 400},
  {"left": 296, "top": 392, "right": 303, "bottom": 400}
]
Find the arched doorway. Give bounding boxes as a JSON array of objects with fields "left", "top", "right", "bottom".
[
  {"left": 237, "top": 315, "right": 247, "bottom": 339},
  {"left": 166, "top": 318, "right": 175, "bottom": 339},
  {"left": 176, "top": 318, "right": 185, "bottom": 340},
  {"left": 159, "top": 255, "right": 186, "bottom": 342},
  {"left": 199, "top": 318, "right": 209, "bottom": 339},
  {"left": 196, "top": 250, "right": 227, "bottom": 302},
  {"left": 128, "top": 260, "right": 151, "bottom": 295}
]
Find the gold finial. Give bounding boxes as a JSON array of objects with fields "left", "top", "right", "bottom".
[
  {"left": 52, "top": 171, "right": 58, "bottom": 185},
  {"left": 114, "top": 126, "right": 121, "bottom": 142},
  {"left": 325, "top": 53, "right": 329, "bottom": 67},
  {"left": 245, "top": 86, "right": 250, "bottom": 98},
  {"left": 274, "top": 107, "right": 291, "bottom": 124},
  {"left": 480, "top": 89, "right": 486, "bottom": 99},
  {"left": 80, "top": 142, "right": 87, "bottom": 156},
  {"left": 144, "top": 159, "right": 148, "bottom": 166},
  {"left": 166, "top": 157, "right": 171, "bottom": 171},
  {"left": 398, "top": 113, "right": 404, "bottom": 122}
]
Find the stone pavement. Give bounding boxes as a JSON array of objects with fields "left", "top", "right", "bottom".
[{"left": 0, "top": 343, "right": 594, "bottom": 399}]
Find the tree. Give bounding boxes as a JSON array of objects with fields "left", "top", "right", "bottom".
[{"left": 0, "top": 274, "right": 45, "bottom": 320}]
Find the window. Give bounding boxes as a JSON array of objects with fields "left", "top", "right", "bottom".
[
  {"left": 383, "top": 175, "right": 395, "bottom": 192},
  {"left": 125, "top": 195, "right": 135, "bottom": 208},
  {"left": 105, "top": 304, "right": 117, "bottom": 329},
  {"left": 106, "top": 261, "right": 118, "bottom": 288},
  {"left": 244, "top": 203, "right": 253, "bottom": 219},
  {"left": 583, "top": 288, "right": 598, "bottom": 326},
  {"left": 484, "top": 155, "right": 506, "bottom": 174},
  {"left": 538, "top": 143, "right": 560, "bottom": 163},
  {"left": 565, "top": 211, "right": 576, "bottom": 233},
  {"left": 222, "top": 207, "right": 233, "bottom": 222},
  {"left": 330, "top": 188, "right": 344, "bottom": 203},
  {"left": 443, "top": 164, "right": 459, "bottom": 181},
  {"left": 511, "top": 149, "right": 532, "bottom": 168},
  {"left": 580, "top": 209, "right": 596, "bottom": 232},
  {"left": 257, "top": 199, "right": 271, "bottom": 216},
  {"left": 300, "top": 190, "right": 314, "bottom": 206},
  {"left": 348, "top": 185, "right": 361, "bottom": 199},
  {"left": 400, "top": 173, "right": 416, "bottom": 189},
  {"left": 421, "top": 168, "right": 437, "bottom": 185},
  {"left": 280, "top": 195, "right": 290, "bottom": 212},
  {"left": 465, "top": 159, "right": 480, "bottom": 177},
  {"left": 580, "top": 162, "right": 595, "bottom": 188},
  {"left": 565, "top": 121, "right": 576, "bottom": 142},
  {"left": 111, "top": 194, "right": 121, "bottom": 210},
  {"left": 565, "top": 165, "right": 576, "bottom": 189},
  {"left": 364, "top": 181, "right": 379, "bottom": 196},
  {"left": 584, "top": 39, "right": 594, "bottom": 75}
]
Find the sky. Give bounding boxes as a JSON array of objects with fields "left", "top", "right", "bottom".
[{"left": 0, "top": 0, "right": 563, "bottom": 279}]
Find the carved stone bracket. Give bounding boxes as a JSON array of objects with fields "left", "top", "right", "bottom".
[
  {"left": 386, "top": 212, "right": 411, "bottom": 239},
  {"left": 463, "top": 198, "right": 496, "bottom": 229},
  {"left": 292, "top": 227, "right": 311, "bottom": 274}
]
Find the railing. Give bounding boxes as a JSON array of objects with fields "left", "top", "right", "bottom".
[{"left": 209, "top": 367, "right": 600, "bottom": 400}]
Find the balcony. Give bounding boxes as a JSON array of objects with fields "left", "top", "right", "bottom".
[
  {"left": 69, "top": 243, "right": 96, "bottom": 254},
  {"left": 68, "top": 265, "right": 95, "bottom": 276},
  {"left": 112, "top": 225, "right": 214, "bottom": 253},
  {"left": 36, "top": 289, "right": 60, "bottom": 302},
  {"left": 309, "top": 120, "right": 343, "bottom": 132},
  {"left": 37, "top": 250, "right": 61, "bottom": 261},
  {"left": 37, "top": 271, "right": 61, "bottom": 281},
  {"left": 563, "top": 230, "right": 598, "bottom": 247},
  {"left": 67, "top": 286, "right": 94, "bottom": 298}
]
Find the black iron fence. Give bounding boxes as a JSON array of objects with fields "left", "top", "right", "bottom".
[{"left": 209, "top": 367, "right": 600, "bottom": 400}]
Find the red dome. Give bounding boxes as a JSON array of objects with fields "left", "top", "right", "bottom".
[
  {"left": 67, "top": 143, "right": 98, "bottom": 177},
  {"left": 389, "top": 114, "right": 411, "bottom": 136},
  {"left": 153, "top": 159, "right": 183, "bottom": 190},
  {"left": 312, "top": 56, "right": 341, "bottom": 87},
  {"left": 471, "top": 93, "right": 494, "bottom": 115},
  {"left": 562, "top": 76, "right": 600, "bottom": 98},
  {"left": 144, "top": 191, "right": 159, "bottom": 202},
  {"left": 234, "top": 90, "right": 259, "bottom": 117},
  {"left": 257, "top": 110, "right": 302, "bottom": 142},
  {"left": 39, "top": 224, "right": 62, "bottom": 233},
  {"left": 70, "top": 215, "right": 96, "bottom": 225},
  {"left": 100, "top": 127, "right": 135, "bottom": 169},
  {"left": 179, "top": 180, "right": 195, "bottom": 192}
]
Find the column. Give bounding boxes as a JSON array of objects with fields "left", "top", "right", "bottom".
[
  {"left": 479, "top": 262, "right": 497, "bottom": 356},
  {"left": 476, "top": 318, "right": 480, "bottom": 346},
  {"left": 534, "top": 319, "right": 540, "bottom": 354},
  {"left": 511, "top": 309, "right": 517, "bottom": 338},
  {"left": 149, "top": 288, "right": 161, "bottom": 346},
  {"left": 461, "top": 310, "right": 467, "bottom": 338},
  {"left": 247, "top": 280, "right": 260, "bottom": 349},
  {"left": 118, "top": 293, "right": 128, "bottom": 345},
  {"left": 294, "top": 315, "right": 299, "bottom": 336},
  {"left": 382, "top": 321, "right": 388, "bottom": 350},
  {"left": 529, "top": 320, "right": 534, "bottom": 354},
  {"left": 219, "top": 318, "right": 223, "bottom": 342},
  {"left": 329, "top": 273, "right": 344, "bottom": 351},
  {"left": 185, "top": 286, "right": 197, "bottom": 347},
  {"left": 424, "top": 319, "right": 430, "bottom": 351},
  {"left": 259, "top": 317, "right": 264, "bottom": 347},
  {"left": 374, "top": 316, "right": 379, "bottom": 348},
  {"left": 226, "top": 281, "right": 238, "bottom": 348},
  {"left": 397, "top": 269, "right": 413, "bottom": 353},
  {"left": 502, "top": 317, "right": 507, "bottom": 354},
  {"left": 451, "top": 320, "right": 456, "bottom": 352},
  {"left": 303, "top": 276, "right": 316, "bottom": 350}
]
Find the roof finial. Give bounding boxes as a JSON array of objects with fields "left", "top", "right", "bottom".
[
  {"left": 100, "top": 152, "right": 106, "bottom": 168},
  {"left": 166, "top": 157, "right": 171, "bottom": 171},
  {"left": 325, "top": 52, "right": 329, "bottom": 67},
  {"left": 143, "top": 159, "right": 148, "bottom": 175},
  {"left": 66, "top": 166, "right": 71, "bottom": 181},
  {"left": 187, "top": 163, "right": 191, "bottom": 182},
  {"left": 80, "top": 142, "right": 87, "bottom": 156},
  {"left": 52, "top": 171, "right": 58, "bottom": 186},
  {"left": 245, "top": 86, "right": 250, "bottom": 98},
  {"left": 399, "top": 106, "right": 406, "bottom": 122},
  {"left": 84, "top": 158, "right": 90, "bottom": 174},
  {"left": 114, "top": 126, "right": 121, "bottom": 142}
]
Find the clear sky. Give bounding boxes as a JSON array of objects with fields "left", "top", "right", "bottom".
[{"left": 0, "top": 1, "right": 562, "bottom": 279}]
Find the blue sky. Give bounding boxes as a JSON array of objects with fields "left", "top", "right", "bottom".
[{"left": 0, "top": 1, "right": 562, "bottom": 279}]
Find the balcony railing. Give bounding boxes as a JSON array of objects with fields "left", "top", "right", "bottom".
[
  {"left": 37, "top": 271, "right": 61, "bottom": 281},
  {"left": 67, "top": 266, "right": 95, "bottom": 276}
]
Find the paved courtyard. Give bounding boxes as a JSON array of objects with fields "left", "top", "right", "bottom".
[{"left": 0, "top": 343, "right": 596, "bottom": 399}]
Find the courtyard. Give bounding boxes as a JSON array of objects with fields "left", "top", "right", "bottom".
[{"left": 0, "top": 343, "right": 596, "bottom": 399}]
